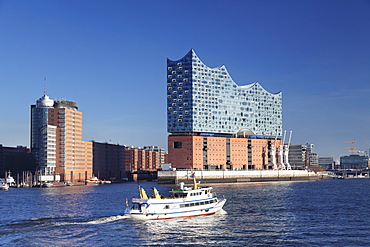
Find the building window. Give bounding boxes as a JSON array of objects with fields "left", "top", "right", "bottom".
[{"left": 174, "top": 142, "right": 182, "bottom": 149}]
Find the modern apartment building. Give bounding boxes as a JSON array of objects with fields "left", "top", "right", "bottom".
[
  {"left": 167, "top": 50, "right": 283, "bottom": 170},
  {"left": 31, "top": 94, "right": 93, "bottom": 182}
]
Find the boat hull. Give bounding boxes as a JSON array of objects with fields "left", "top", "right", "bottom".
[
  {"left": 42, "top": 182, "right": 66, "bottom": 187},
  {"left": 125, "top": 198, "right": 226, "bottom": 220}
]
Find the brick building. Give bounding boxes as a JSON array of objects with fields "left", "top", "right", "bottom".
[{"left": 92, "top": 142, "right": 160, "bottom": 180}]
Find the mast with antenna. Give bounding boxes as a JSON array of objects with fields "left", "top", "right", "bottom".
[{"left": 44, "top": 77, "right": 47, "bottom": 95}]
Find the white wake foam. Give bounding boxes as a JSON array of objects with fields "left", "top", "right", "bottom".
[{"left": 53, "top": 215, "right": 128, "bottom": 226}]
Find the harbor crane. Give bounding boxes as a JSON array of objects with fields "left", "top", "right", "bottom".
[{"left": 276, "top": 130, "right": 292, "bottom": 170}]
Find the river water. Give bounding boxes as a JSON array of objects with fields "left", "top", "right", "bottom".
[{"left": 1, "top": 178, "right": 369, "bottom": 246}]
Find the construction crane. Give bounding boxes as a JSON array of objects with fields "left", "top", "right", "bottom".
[{"left": 344, "top": 141, "right": 361, "bottom": 154}]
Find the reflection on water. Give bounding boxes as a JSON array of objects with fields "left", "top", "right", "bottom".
[
  {"left": 134, "top": 211, "right": 228, "bottom": 246},
  {"left": 40, "top": 186, "right": 92, "bottom": 218}
]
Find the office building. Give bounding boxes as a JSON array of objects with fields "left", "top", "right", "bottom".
[
  {"left": 340, "top": 154, "right": 369, "bottom": 170},
  {"left": 31, "top": 94, "right": 55, "bottom": 167},
  {"left": 31, "top": 94, "right": 92, "bottom": 182},
  {"left": 305, "top": 143, "right": 318, "bottom": 167},
  {"left": 288, "top": 144, "right": 307, "bottom": 169},
  {"left": 318, "top": 157, "right": 334, "bottom": 169},
  {"left": 167, "top": 50, "right": 283, "bottom": 169}
]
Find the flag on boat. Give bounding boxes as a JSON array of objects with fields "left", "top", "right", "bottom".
[{"left": 190, "top": 172, "right": 195, "bottom": 178}]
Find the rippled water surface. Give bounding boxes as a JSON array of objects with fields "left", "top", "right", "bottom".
[{"left": 1, "top": 179, "right": 370, "bottom": 246}]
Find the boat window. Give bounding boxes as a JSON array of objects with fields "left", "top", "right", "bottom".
[
  {"left": 200, "top": 201, "right": 205, "bottom": 205},
  {"left": 205, "top": 201, "right": 209, "bottom": 204},
  {"left": 190, "top": 203, "right": 195, "bottom": 207},
  {"left": 164, "top": 205, "right": 170, "bottom": 209},
  {"left": 180, "top": 204, "right": 185, "bottom": 208},
  {"left": 171, "top": 192, "right": 186, "bottom": 198},
  {"left": 185, "top": 204, "right": 190, "bottom": 207},
  {"left": 195, "top": 202, "right": 200, "bottom": 206}
]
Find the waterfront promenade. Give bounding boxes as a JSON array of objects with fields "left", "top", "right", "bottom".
[{"left": 158, "top": 169, "right": 323, "bottom": 184}]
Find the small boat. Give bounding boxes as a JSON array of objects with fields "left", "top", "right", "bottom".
[
  {"left": 66, "top": 181, "right": 86, "bottom": 186},
  {"left": 124, "top": 174, "right": 226, "bottom": 220},
  {"left": 86, "top": 176, "right": 101, "bottom": 185},
  {"left": 5, "top": 172, "right": 16, "bottom": 187},
  {"left": 42, "top": 182, "right": 67, "bottom": 187},
  {"left": 86, "top": 176, "right": 111, "bottom": 185},
  {"left": 0, "top": 180, "right": 9, "bottom": 190}
]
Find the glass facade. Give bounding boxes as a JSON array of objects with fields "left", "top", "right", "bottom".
[
  {"left": 31, "top": 94, "right": 54, "bottom": 166},
  {"left": 39, "top": 125, "right": 57, "bottom": 175},
  {"left": 167, "top": 49, "right": 282, "bottom": 137}
]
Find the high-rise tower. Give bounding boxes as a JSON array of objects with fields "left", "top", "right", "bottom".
[
  {"left": 31, "top": 95, "right": 92, "bottom": 182},
  {"left": 31, "top": 94, "right": 55, "bottom": 173}
]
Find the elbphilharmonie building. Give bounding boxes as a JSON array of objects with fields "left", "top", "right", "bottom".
[
  {"left": 167, "top": 49, "right": 282, "bottom": 137},
  {"left": 167, "top": 50, "right": 283, "bottom": 170}
]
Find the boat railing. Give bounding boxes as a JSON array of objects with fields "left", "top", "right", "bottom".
[{"left": 132, "top": 198, "right": 148, "bottom": 203}]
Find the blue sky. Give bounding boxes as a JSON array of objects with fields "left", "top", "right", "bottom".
[{"left": 1, "top": 0, "right": 369, "bottom": 162}]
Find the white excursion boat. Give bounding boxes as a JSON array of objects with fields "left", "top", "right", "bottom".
[{"left": 124, "top": 175, "right": 226, "bottom": 220}]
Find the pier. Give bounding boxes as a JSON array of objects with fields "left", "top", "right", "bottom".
[{"left": 158, "top": 170, "right": 323, "bottom": 184}]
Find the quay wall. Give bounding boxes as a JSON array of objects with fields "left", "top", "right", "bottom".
[{"left": 158, "top": 170, "right": 323, "bottom": 184}]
